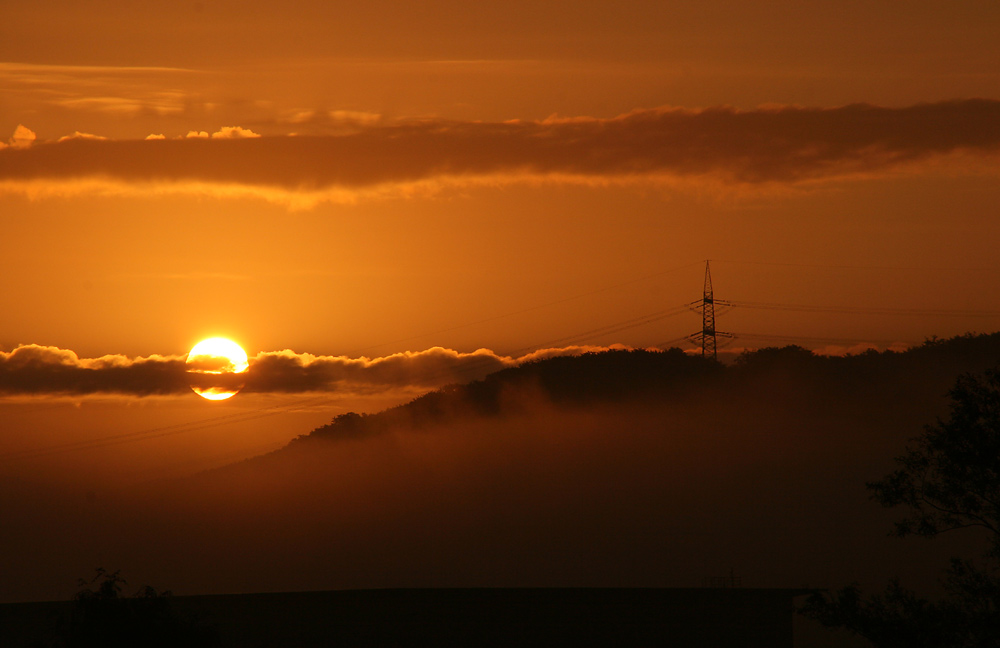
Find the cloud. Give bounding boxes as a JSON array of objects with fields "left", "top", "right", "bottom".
[
  {"left": 210, "top": 126, "right": 261, "bottom": 139},
  {"left": 0, "top": 345, "right": 189, "bottom": 397},
  {"left": 283, "top": 109, "right": 383, "bottom": 134},
  {"left": 1, "top": 100, "right": 999, "bottom": 204},
  {"left": 52, "top": 96, "right": 176, "bottom": 117},
  {"left": 56, "top": 131, "right": 107, "bottom": 142},
  {"left": 5, "top": 124, "right": 36, "bottom": 149},
  {"left": 183, "top": 126, "right": 261, "bottom": 140},
  {"left": 0, "top": 63, "right": 197, "bottom": 120},
  {"left": 327, "top": 110, "right": 381, "bottom": 126},
  {"left": 0, "top": 344, "right": 609, "bottom": 397}
]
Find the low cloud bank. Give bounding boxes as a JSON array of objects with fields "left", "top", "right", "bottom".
[
  {"left": 0, "top": 345, "right": 188, "bottom": 396},
  {"left": 1, "top": 100, "right": 998, "bottom": 203},
  {"left": 0, "top": 344, "right": 613, "bottom": 397}
]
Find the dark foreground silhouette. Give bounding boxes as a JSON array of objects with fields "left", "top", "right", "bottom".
[
  {"left": 7, "top": 569, "right": 221, "bottom": 647},
  {"left": 800, "top": 365, "right": 1000, "bottom": 647},
  {"left": 3, "top": 585, "right": 811, "bottom": 648}
]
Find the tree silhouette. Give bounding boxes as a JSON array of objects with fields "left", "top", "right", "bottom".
[
  {"left": 801, "top": 367, "right": 1000, "bottom": 646},
  {"left": 871, "top": 368, "right": 1000, "bottom": 543},
  {"left": 64, "top": 568, "right": 219, "bottom": 648}
]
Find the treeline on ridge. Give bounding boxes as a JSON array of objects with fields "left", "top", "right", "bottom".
[{"left": 290, "top": 332, "right": 1000, "bottom": 446}]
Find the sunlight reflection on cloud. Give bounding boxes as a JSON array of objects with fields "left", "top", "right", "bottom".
[
  {"left": 0, "top": 344, "right": 617, "bottom": 398},
  {"left": 1, "top": 101, "right": 998, "bottom": 206}
]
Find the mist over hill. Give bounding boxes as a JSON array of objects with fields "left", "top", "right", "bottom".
[
  {"left": 5, "top": 334, "right": 1000, "bottom": 607},
  {"left": 261, "top": 333, "right": 1000, "bottom": 452}
]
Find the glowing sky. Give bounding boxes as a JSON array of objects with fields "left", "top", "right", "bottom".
[{"left": 3, "top": 1, "right": 1000, "bottom": 481}]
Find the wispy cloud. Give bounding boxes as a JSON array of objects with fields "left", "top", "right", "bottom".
[
  {"left": 0, "top": 62, "right": 199, "bottom": 125},
  {"left": 1, "top": 100, "right": 998, "bottom": 205},
  {"left": 0, "top": 344, "right": 613, "bottom": 398},
  {"left": 0, "top": 62, "right": 198, "bottom": 76},
  {"left": 282, "top": 109, "right": 383, "bottom": 133}
]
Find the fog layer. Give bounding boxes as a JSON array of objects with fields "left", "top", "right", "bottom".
[{"left": 3, "top": 337, "right": 998, "bottom": 603}]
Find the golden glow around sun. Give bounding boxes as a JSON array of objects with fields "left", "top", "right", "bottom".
[{"left": 186, "top": 337, "right": 249, "bottom": 401}]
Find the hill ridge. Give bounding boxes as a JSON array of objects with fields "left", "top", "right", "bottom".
[{"left": 238, "top": 332, "right": 1000, "bottom": 462}]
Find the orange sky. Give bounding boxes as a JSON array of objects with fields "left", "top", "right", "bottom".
[{"left": 3, "top": 1, "right": 1000, "bottom": 479}]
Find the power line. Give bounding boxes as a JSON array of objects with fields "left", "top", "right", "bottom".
[
  {"left": 727, "top": 300, "right": 1000, "bottom": 318},
  {"left": 6, "top": 256, "right": 996, "bottom": 462},
  {"left": 730, "top": 332, "right": 917, "bottom": 347},
  {"left": 713, "top": 259, "right": 997, "bottom": 273},
  {"left": 1, "top": 303, "right": 696, "bottom": 461},
  {"left": 0, "top": 394, "right": 335, "bottom": 461},
  {"left": 514, "top": 305, "right": 691, "bottom": 353},
  {"left": 344, "top": 260, "right": 703, "bottom": 356}
]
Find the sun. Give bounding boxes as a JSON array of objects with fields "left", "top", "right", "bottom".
[{"left": 186, "top": 337, "right": 249, "bottom": 401}]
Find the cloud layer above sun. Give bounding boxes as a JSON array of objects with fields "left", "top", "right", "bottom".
[
  {"left": 2, "top": 100, "right": 998, "bottom": 205},
  {"left": 0, "top": 344, "right": 618, "bottom": 398}
]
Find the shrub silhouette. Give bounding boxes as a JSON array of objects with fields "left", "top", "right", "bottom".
[{"left": 65, "top": 568, "right": 219, "bottom": 648}]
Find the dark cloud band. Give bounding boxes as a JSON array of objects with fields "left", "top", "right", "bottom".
[{"left": 2, "top": 100, "right": 998, "bottom": 194}]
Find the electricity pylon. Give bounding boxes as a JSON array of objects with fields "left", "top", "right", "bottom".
[{"left": 688, "top": 260, "right": 732, "bottom": 359}]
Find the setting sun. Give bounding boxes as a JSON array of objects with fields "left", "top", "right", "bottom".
[{"left": 185, "top": 337, "right": 249, "bottom": 401}]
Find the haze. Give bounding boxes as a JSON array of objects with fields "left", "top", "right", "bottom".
[{"left": 2, "top": 1, "right": 1000, "bottom": 626}]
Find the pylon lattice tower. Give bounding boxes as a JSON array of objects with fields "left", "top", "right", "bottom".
[
  {"left": 688, "top": 260, "right": 732, "bottom": 359},
  {"left": 702, "top": 261, "right": 718, "bottom": 358}
]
